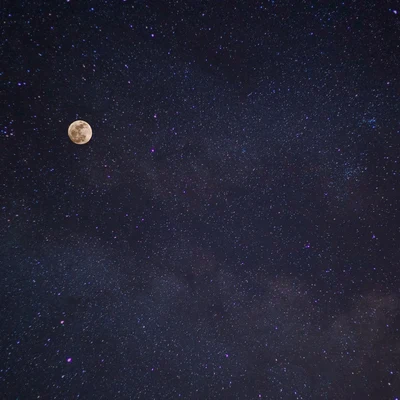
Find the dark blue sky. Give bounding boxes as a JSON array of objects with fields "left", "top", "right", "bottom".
[{"left": 1, "top": 1, "right": 400, "bottom": 398}]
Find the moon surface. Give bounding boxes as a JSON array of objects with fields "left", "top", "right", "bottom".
[{"left": 68, "top": 120, "right": 92, "bottom": 144}]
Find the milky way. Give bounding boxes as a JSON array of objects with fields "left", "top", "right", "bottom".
[{"left": 1, "top": 1, "right": 400, "bottom": 399}]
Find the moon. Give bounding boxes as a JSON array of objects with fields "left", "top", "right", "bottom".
[{"left": 68, "top": 120, "right": 92, "bottom": 144}]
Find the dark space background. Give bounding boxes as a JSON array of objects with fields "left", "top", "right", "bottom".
[{"left": 1, "top": 0, "right": 400, "bottom": 399}]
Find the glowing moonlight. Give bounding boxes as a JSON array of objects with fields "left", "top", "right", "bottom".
[{"left": 68, "top": 120, "right": 92, "bottom": 144}]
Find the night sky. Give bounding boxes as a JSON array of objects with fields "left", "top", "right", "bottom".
[{"left": 2, "top": 1, "right": 400, "bottom": 399}]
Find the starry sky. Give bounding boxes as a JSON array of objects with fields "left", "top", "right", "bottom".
[{"left": 1, "top": 0, "right": 400, "bottom": 399}]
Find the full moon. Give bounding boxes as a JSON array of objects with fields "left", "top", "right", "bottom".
[{"left": 68, "top": 120, "right": 92, "bottom": 145}]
